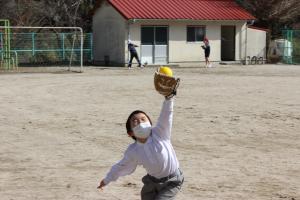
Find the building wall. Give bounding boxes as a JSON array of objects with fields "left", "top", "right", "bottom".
[
  {"left": 237, "top": 22, "right": 247, "bottom": 62},
  {"left": 246, "top": 27, "right": 267, "bottom": 60},
  {"left": 128, "top": 20, "right": 247, "bottom": 65},
  {"left": 168, "top": 21, "right": 220, "bottom": 63},
  {"left": 92, "top": 2, "right": 126, "bottom": 65},
  {"left": 126, "top": 22, "right": 141, "bottom": 64}
]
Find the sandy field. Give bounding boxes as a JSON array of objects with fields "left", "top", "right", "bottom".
[{"left": 0, "top": 64, "right": 299, "bottom": 200}]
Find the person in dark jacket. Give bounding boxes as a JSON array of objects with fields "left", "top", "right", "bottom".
[{"left": 128, "top": 40, "right": 142, "bottom": 68}]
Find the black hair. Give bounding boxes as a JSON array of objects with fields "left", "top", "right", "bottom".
[{"left": 126, "top": 110, "right": 152, "bottom": 140}]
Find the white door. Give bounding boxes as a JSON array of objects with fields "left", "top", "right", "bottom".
[
  {"left": 141, "top": 45, "right": 153, "bottom": 64},
  {"left": 141, "top": 26, "right": 168, "bottom": 65}
]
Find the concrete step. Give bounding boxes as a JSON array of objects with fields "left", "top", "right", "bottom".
[{"left": 219, "top": 61, "right": 242, "bottom": 65}]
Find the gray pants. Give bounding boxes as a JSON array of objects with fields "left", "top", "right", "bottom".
[{"left": 141, "top": 169, "right": 184, "bottom": 200}]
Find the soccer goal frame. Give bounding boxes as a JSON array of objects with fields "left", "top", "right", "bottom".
[{"left": 0, "top": 26, "right": 84, "bottom": 72}]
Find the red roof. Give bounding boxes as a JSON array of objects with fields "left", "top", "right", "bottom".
[{"left": 108, "top": 0, "right": 255, "bottom": 20}]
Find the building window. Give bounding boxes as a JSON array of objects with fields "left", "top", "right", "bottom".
[
  {"left": 187, "top": 26, "right": 206, "bottom": 42},
  {"left": 141, "top": 26, "right": 168, "bottom": 45}
]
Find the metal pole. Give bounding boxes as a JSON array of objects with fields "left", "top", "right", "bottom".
[
  {"left": 32, "top": 32, "right": 35, "bottom": 56},
  {"left": 80, "top": 28, "right": 83, "bottom": 72},
  {"left": 90, "top": 33, "right": 93, "bottom": 61},
  {"left": 2, "top": 20, "right": 11, "bottom": 70},
  {"left": 245, "top": 24, "right": 248, "bottom": 65},
  {"left": 290, "top": 30, "right": 293, "bottom": 64},
  {"left": 7, "top": 20, "right": 11, "bottom": 69},
  {"left": 0, "top": 32, "right": 2, "bottom": 68},
  {"left": 13, "top": 50, "right": 18, "bottom": 69},
  {"left": 62, "top": 33, "right": 65, "bottom": 60},
  {"left": 69, "top": 33, "right": 76, "bottom": 71}
]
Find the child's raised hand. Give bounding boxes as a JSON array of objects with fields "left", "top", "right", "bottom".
[{"left": 97, "top": 180, "right": 106, "bottom": 190}]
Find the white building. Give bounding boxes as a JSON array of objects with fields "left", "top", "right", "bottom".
[{"left": 93, "top": 0, "right": 262, "bottom": 66}]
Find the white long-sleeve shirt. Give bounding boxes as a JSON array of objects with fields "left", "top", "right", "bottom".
[{"left": 103, "top": 99, "right": 179, "bottom": 185}]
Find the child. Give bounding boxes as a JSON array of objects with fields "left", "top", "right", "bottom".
[
  {"left": 201, "top": 37, "right": 212, "bottom": 68},
  {"left": 97, "top": 97, "right": 184, "bottom": 199}
]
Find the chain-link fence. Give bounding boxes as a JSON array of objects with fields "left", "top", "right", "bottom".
[
  {"left": 282, "top": 30, "right": 300, "bottom": 64},
  {"left": 0, "top": 32, "right": 92, "bottom": 68}
]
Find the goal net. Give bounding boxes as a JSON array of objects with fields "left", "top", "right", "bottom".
[{"left": 0, "top": 26, "right": 90, "bottom": 73}]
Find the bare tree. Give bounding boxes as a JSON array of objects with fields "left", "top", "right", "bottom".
[
  {"left": 237, "top": 0, "right": 300, "bottom": 36},
  {"left": 269, "top": 0, "right": 300, "bottom": 22},
  {"left": 244, "top": 0, "right": 300, "bottom": 22},
  {"left": 0, "top": 0, "right": 94, "bottom": 31}
]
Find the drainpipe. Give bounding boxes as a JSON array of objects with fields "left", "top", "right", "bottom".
[
  {"left": 127, "top": 19, "right": 136, "bottom": 65},
  {"left": 128, "top": 19, "right": 136, "bottom": 41},
  {"left": 245, "top": 20, "right": 255, "bottom": 65},
  {"left": 127, "top": 21, "right": 130, "bottom": 65}
]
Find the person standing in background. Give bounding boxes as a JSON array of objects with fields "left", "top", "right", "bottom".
[{"left": 201, "top": 37, "right": 212, "bottom": 68}]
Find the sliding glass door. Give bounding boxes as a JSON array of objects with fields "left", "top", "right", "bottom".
[{"left": 141, "top": 26, "right": 168, "bottom": 64}]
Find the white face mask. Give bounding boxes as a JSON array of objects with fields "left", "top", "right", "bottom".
[{"left": 132, "top": 122, "right": 152, "bottom": 139}]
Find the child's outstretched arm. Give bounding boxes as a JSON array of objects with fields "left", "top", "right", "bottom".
[
  {"left": 153, "top": 98, "right": 174, "bottom": 140},
  {"left": 97, "top": 147, "right": 137, "bottom": 189},
  {"left": 153, "top": 67, "right": 179, "bottom": 140}
]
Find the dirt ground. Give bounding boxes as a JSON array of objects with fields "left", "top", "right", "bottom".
[{"left": 0, "top": 64, "right": 299, "bottom": 200}]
